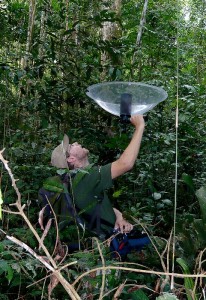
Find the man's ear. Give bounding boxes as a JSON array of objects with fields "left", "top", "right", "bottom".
[{"left": 67, "top": 156, "right": 76, "bottom": 163}]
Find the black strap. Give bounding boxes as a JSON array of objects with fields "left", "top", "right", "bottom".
[
  {"left": 39, "top": 188, "right": 61, "bottom": 217},
  {"left": 81, "top": 210, "right": 114, "bottom": 230},
  {"left": 62, "top": 182, "right": 85, "bottom": 229},
  {"left": 88, "top": 200, "right": 102, "bottom": 235},
  {"left": 52, "top": 193, "right": 62, "bottom": 211}
]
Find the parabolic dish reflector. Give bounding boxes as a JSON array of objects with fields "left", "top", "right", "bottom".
[{"left": 86, "top": 81, "right": 168, "bottom": 116}]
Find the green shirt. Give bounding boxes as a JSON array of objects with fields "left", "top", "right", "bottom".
[{"left": 72, "top": 163, "right": 116, "bottom": 227}]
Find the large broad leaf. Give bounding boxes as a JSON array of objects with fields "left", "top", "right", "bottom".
[
  {"left": 176, "top": 258, "right": 198, "bottom": 300},
  {"left": 0, "top": 260, "right": 14, "bottom": 283},
  {"left": 43, "top": 176, "right": 64, "bottom": 192},
  {"left": 193, "top": 219, "right": 206, "bottom": 244},
  {"left": 196, "top": 186, "right": 206, "bottom": 223}
]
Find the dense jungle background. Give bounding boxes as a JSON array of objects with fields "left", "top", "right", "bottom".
[{"left": 0, "top": 0, "right": 206, "bottom": 299}]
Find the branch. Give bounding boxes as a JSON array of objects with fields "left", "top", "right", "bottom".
[{"left": 93, "top": 237, "right": 106, "bottom": 298}]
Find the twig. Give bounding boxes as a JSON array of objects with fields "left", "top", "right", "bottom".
[
  {"left": 73, "top": 266, "right": 206, "bottom": 287},
  {"left": 39, "top": 198, "right": 60, "bottom": 257},
  {"left": 103, "top": 284, "right": 154, "bottom": 298},
  {"left": 0, "top": 149, "right": 21, "bottom": 204},
  {"left": 93, "top": 237, "right": 106, "bottom": 299},
  {"left": 113, "top": 280, "right": 126, "bottom": 299},
  {"left": 160, "top": 230, "right": 173, "bottom": 291},
  {"left": 2, "top": 208, "right": 21, "bottom": 215},
  {"left": 194, "top": 248, "right": 206, "bottom": 295}
]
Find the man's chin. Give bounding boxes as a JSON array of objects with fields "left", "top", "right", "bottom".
[{"left": 67, "top": 163, "right": 75, "bottom": 170}]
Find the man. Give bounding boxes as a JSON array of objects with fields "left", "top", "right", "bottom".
[{"left": 50, "top": 115, "right": 145, "bottom": 235}]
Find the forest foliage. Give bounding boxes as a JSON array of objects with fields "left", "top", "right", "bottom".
[{"left": 0, "top": 0, "right": 206, "bottom": 299}]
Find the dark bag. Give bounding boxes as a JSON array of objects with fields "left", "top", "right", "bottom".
[{"left": 110, "top": 229, "right": 150, "bottom": 260}]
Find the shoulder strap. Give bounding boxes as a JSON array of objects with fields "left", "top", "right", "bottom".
[
  {"left": 62, "top": 179, "right": 85, "bottom": 230},
  {"left": 87, "top": 195, "right": 103, "bottom": 236}
]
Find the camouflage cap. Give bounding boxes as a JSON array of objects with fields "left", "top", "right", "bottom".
[{"left": 51, "top": 134, "right": 70, "bottom": 168}]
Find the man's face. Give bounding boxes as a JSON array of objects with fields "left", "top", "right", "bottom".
[{"left": 68, "top": 142, "right": 89, "bottom": 160}]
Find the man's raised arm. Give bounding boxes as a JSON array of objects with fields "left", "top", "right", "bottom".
[{"left": 111, "top": 115, "right": 145, "bottom": 179}]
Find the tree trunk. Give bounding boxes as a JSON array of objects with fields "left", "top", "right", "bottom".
[
  {"left": 22, "top": 0, "right": 36, "bottom": 69},
  {"left": 38, "top": 8, "right": 48, "bottom": 59}
]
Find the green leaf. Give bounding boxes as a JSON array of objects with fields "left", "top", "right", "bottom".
[
  {"left": 196, "top": 186, "right": 206, "bottom": 223},
  {"left": 0, "top": 260, "right": 8, "bottom": 274},
  {"left": 182, "top": 84, "right": 197, "bottom": 93},
  {"left": 181, "top": 173, "right": 194, "bottom": 192},
  {"left": 156, "top": 293, "right": 178, "bottom": 300},
  {"left": 56, "top": 169, "right": 68, "bottom": 175},
  {"left": 0, "top": 260, "right": 14, "bottom": 283},
  {"left": 113, "top": 190, "right": 122, "bottom": 198},
  {"left": 43, "top": 176, "right": 64, "bottom": 192},
  {"left": 6, "top": 265, "right": 13, "bottom": 282},
  {"left": 162, "top": 199, "right": 173, "bottom": 206},
  {"left": 11, "top": 263, "right": 21, "bottom": 273},
  {"left": 130, "top": 289, "right": 149, "bottom": 300},
  {"left": 153, "top": 192, "right": 161, "bottom": 200},
  {"left": 176, "top": 258, "right": 198, "bottom": 300},
  {"left": 193, "top": 219, "right": 206, "bottom": 243},
  {"left": 24, "top": 260, "right": 37, "bottom": 277}
]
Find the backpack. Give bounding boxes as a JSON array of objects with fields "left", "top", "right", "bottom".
[
  {"left": 38, "top": 171, "right": 150, "bottom": 259},
  {"left": 39, "top": 173, "right": 85, "bottom": 231}
]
